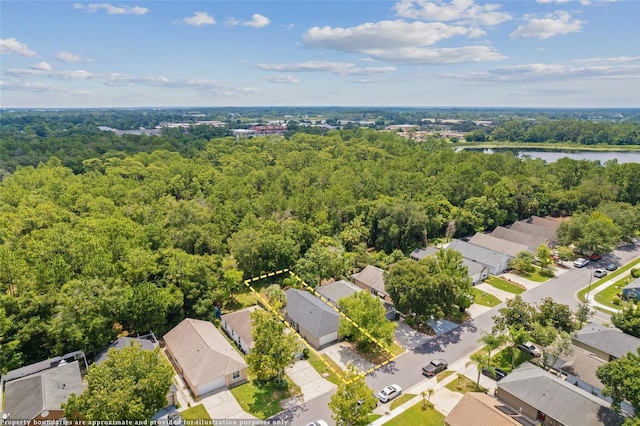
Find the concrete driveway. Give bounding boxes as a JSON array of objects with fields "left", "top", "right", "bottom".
[
  {"left": 286, "top": 359, "right": 336, "bottom": 402},
  {"left": 394, "top": 322, "right": 432, "bottom": 351},
  {"left": 320, "top": 342, "right": 375, "bottom": 373},
  {"left": 200, "top": 388, "right": 259, "bottom": 420}
]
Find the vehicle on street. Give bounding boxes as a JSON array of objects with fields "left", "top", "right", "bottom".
[
  {"left": 590, "top": 253, "right": 603, "bottom": 261},
  {"left": 481, "top": 366, "right": 508, "bottom": 381},
  {"left": 305, "top": 421, "right": 328, "bottom": 426},
  {"left": 167, "top": 411, "right": 183, "bottom": 426},
  {"left": 594, "top": 269, "right": 608, "bottom": 278},
  {"left": 377, "top": 384, "right": 402, "bottom": 403},
  {"left": 573, "top": 258, "right": 589, "bottom": 268},
  {"left": 422, "top": 358, "right": 448, "bottom": 377},
  {"left": 517, "top": 341, "right": 541, "bottom": 357},
  {"left": 605, "top": 263, "right": 618, "bottom": 271}
]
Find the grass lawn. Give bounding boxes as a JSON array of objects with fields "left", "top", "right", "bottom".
[
  {"left": 180, "top": 404, "right": 211, "bottom": 421},
  {"left": 594, "top": 275, "right": 634, "bottom": 309},
  {"left": 491, "top": 347, "right": 533, "bottom": 373},
  {"left": 230, "top": 377, "right": 299, "bottom": 419},
  {"left": 485, "top": 276, "right": 525, "bottom": 294},
  {"left": 578, "top": 257, "right": 640, "bottom": 306},
  {"left": 368, "top": 414, "right": 383, "bottom": 423},
  {"left": 436, "top": 370, "right": 455, "bottom": 382},
  {"left": 473, "top": 288, "right": 502, "bottom": 307},
  {"left": 390, "top": 393, "right": 416, "bottom": 410},
  {"left": 382, "top": 402, "right": 445, "bottom": 426},
  {"left": 445, "top": 374, "right": 488, "bottom": 394},
  {"left": 523, "top": 269, "right": 553, "bottom": 283},
  {"left": 306, "top": 350, "right": 342, "bottom": 385}
]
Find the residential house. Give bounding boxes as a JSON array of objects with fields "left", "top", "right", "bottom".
[
  {"left": 622, "top": 278, "right": 640, "bottom": 300},
  {"left": 3, "top": 361, "right": 84, "bottom": 425},
  {"left": 496, "top": 363, "right": 625, "bottom": 426},
  {"left": 573, "top": 323, "right": 640, "bottom": 362},
  {"left": 468, "top": 233, "right": 531, "bottom": 259},
  {"left": 490, "top": 226, "right": 551, "bottom": 250},
  {"left": 448, "top": 239, "right": 511, "bottom": 276},
  {"left": 163, "top": 318, "right": 247, "bottom": 397},
  {"left": 410, "top": 246, "right": 488, "bottom": 284},
  {"left": 527, "top": 215, "right": 564, "bottom": 230},
  {"left": 317, "top": 280, "right": 395, "bottom": 320},
  {"left": 94, "top": 334, "right": 158, "bottom": 364},
  {"left": 284, "top": 288, "right": 340, "bottom": 349},
  {"left": 221, "top": 305, "right": 261, "bottom": 355},
  {"left": 510, "top": 221, "right": 558, "bottom": 245},
  {"left": 445, "top": 392, "right": 522, "bottom": 426},
  {"left": 351, "top": 265, "right": 391, "bottom": 303}
]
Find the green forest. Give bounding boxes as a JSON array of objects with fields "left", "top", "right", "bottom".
[{"left": 1, "top": 112, "right": 640, "bottom": 373}]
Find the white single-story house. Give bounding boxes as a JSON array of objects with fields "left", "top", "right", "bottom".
[{"left": 221, "top": 305, "right": 261, "bottom": 354}]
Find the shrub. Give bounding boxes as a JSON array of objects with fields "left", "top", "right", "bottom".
[{"left": 631, "top": 268, "right": 640, "bottom": 279}]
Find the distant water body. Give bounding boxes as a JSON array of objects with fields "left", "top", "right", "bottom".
[{"left": 469, "top": 148, "right": 640, "bottom": 164}]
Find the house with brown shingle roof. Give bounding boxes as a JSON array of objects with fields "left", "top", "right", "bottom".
[
  {"left": 221, "top": 306, "right": 261, "bottom": 355},
  {"left": 163, "top": 318, "right": 247, "bottom": 397},
  {"left": 510, "top": 221, "right": 558, "bottom": 244},
  {"left": 351, "top": 265, "right": 391, "bottom": 302},
  {"left": 445, "top": 392, "right": 522, "bottom": 426},
  {"left": 469, "top": 233, "right": 530, "bottom": 258},
  {"left": 491, "top": 226, "right": 551, "bottom": 250}
]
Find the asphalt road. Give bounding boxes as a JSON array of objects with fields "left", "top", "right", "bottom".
[{"left": 272, "top": 242, "right": 640, "bottom": 426}]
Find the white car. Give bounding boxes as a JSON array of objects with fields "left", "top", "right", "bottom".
[
  {"left": 377, "top": 384, "right": 402, "bottom": 403},
  {"left": 573, "top": 258, "right": 589, "bottom": 268},
  {"left": 517, "top": 341, "right": 541, "bottom": 357}
]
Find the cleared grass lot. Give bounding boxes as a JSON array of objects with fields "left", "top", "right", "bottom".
[
  {"left": 381, "top": 402, "right": 445, "bottom": 426},
  {"left": 473, "top": 288, "right": 502, "bottom": 307},
  {"left": 485, "top": 276, "right": 525, "bottom": 294}
]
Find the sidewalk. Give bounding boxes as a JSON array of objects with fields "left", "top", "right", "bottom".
[{"left": 585, "top": 269, "right": 632, "bottom": 314}]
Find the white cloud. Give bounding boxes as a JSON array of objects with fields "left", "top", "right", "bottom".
[
  {"left": 441, "top": 60, "right": 640, "bottom": 83},
  {"left": 510, "top": 11, "right": 584, "bottom": 39},
  {"left": 228, "top": 14, "right": 271, "bottom": 28},
  {"left": 304, "top": 20, "right": 469, "bottom": 52},
  {"left": 31, "top": 62, "right": 52, "bottom": 71},
  {"left": 243, "top": 14, "right": 270, "bottom": 28},
  {"left": 393, "top": 0, "right": 512, "bottom": 26},
  {"left": 0, "top": 38, "right": 37, "bottom": 57},
  {"left": 571, "top": 56, "right": 640, "bottom": 63},
  {"left": 56, "top": 51, "right": 94, "bottom": 62},
  {"left": 365, "top": 45, "right": 506, "bottom": 64},
  {"left": 263, "top": 74, "right": 300, "bottom": 84},
  {"left": 258, "top": 61, "right": 397, "bottom": 75},
  {"left": 179, "top": 11, "right": 215, "bottom": 26},
  {"left": 73, "top": 3, "right": 148, "bottom": 15}
]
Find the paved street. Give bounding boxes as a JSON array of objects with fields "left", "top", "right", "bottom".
[{"left": 269, "top": 241, "right": 640, "bottom": 425}]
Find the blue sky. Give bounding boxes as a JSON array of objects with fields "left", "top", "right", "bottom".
[{"left": 1, "top": 0, "right": 639, "bottom": 108}]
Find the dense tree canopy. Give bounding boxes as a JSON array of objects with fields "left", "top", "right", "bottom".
[
  {"left": 1, "top": 120, "right": 638, "bottom": 370},
  {"left": 337, "top": 291, "right": 396, "bottom": 351}
]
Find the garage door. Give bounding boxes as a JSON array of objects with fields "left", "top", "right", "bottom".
[{"left": 197, "top": 376, "right": 226, "bottom": 396}]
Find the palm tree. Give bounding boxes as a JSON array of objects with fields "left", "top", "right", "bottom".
[
  {"left": 480, "top": 332, "right": 505, "bottom": 368},
  {"left": 466, "top": 352, "right": 490, "bottom": 390},
  {"left": 507, "top": 325, "right": 530, "bottom": 369}
]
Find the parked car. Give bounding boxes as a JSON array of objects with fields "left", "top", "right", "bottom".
[
  {"left": 573, "top": 258, "right": 589, "bottom": 268},
  {"left": 167, "top": 411, "right": 183, "bottom": 426},
  {"left": 305, "top": 421, "right": 328, "bottom": 426},
  {"left": 517, "top": 341, "right": 541, "bottom": 357},
  {"left": 422, "top": 358, "right": 448, "bottom": 377},
  {"left": 481, "top": 366, "right": 508, "bottom": 381},
  {"left": 605, "top": 263, "right": 618, "bottom": 271},
  {"left": 590, "top": 253, "right": 603, "bottom": 261},
  {"left": 377, "top": 384, "right": 402, "bottom": 403},
  {"left": 594, "top": 269, "right": 608, "bottom": 278}
]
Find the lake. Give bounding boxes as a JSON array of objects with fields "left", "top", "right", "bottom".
[{"left": 469, "top": 148, "right": 640, "bottom": 164}]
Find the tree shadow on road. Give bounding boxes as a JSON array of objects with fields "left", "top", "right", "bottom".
[{"left": 413, "top": 319, "right": 478, "bottom": 355}]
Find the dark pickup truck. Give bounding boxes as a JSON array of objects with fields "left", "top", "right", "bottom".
[{"left": 422, "top": 358, "right": 448, "bottom": 377}]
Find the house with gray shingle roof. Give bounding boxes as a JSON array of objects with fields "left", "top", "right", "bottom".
[
  {"left": 448, "top": 239, "right": 511, "bottom": 275},
  {"left": 573, "top": 323, "right": 640, "bottom": 362},
  {"left": 221, "top": 305, "right": 261, "bottom": 355},
  {"left": 317, "top": 280, "right": 396, "bottom": 320},
  {"left": 3, "top": 361, "right": 84, "bottom": 424},
  {"left": 622, "top": 277, "right": 640, "bottom": 300},
  {"left": 411, "top": 246, "right": 488, "bottom": 284},
  {"left": 469, "top": 233, "right": 530, "bottom": 258},
  {"left": 491, "top": 226, "right": 551, "bottom": 250},
  {"left": 285, "top": 288, "right": 340, "bottom": 349},
  {"left": 94, "top": 334, "right": 158, "bottom": 364},
  {"left": 496, "top": 363, "right": 626, "bottom": 425},
  {"left": 163, "top": 318, "right": 247, "bottom": 397}
]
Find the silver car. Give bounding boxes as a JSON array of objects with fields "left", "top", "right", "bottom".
[{"left": 377, "top": 384, "right": 402, "bottom": 403}]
